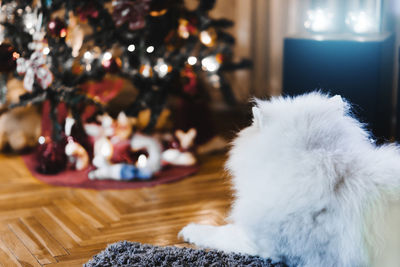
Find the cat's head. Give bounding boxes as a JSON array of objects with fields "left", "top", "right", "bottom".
[
  {"left": 226, "top": 92, "right": 369, "bottom": 181},
  {"left": 251, "top": 93, "right": 349, "bottom": 131}
]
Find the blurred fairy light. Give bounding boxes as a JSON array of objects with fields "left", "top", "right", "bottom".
[
  {"left": 38, "top": 136, "right": 46, "bottom": 145},
  {"left": 154, "top": 59, "right": 170, "bottom": 78},
  {"left": 128, "top": 44, "right": 135, "bottom": 52},
  {"left": 346, "top": 11, "right": 377, "bottom": 34},
  {"left": 187, "top": 56, "right": 197, "bottom": 65},
  {"left": 146, "top": 46, "right": 154, "bottom": 53},
  {"left": 83, "top": 51, "right": 94, "bottom": 72},
  {"left": 140, "top": 63, "right": 153, "bottom": 77},
  {"left": 200, "top": 28, "right": 216, "bottom": 47},
  {"left": 43, "top": 47, "right": 50, "bottom": 55},
  {"left": 25, "top": 20, "right": 34, "bottom": 30},
  {"left": 0, "top": 2, "right": 17, "bottom": 22},
  {"left": 102, "top": 51, "right": 112, "bottom": 61},
  {"left": 200, "top": 31, "right": 212, "bottom": 45},
  {"left": 201, "top": 56, "right": 220, "bottom": 72},
  {"left": 304, "top": 8, "right": 334, "bottom": 33},
  {"left": 84, "top": 51, "right": 93, "bottom": 61}
]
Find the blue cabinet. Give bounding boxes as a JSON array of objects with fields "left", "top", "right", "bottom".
[{"left": 283, "top": 33, "right": 395, "bottom": 141}]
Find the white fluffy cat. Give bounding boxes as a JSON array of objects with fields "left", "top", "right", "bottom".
[{"left": 179, "top": 92, "right": 400, "bottom": 267}]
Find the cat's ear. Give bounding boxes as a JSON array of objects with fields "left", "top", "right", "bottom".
[
  {"left": 252, "top": 106, "right": 263, "bottom": 128},
  {"left": 330, "top": 95, "right": 347, "bottom": 113},
  {"left": 331, "top": 95, "right": 343, "bottom": 104}
]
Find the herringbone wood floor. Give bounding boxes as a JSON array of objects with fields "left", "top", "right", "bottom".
[{"left": 0, "top": 153, "right": 232, "bottom": 266}]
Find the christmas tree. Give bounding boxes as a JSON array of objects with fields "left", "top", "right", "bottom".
[{"left": 0, "top": 0, "right": 250, "bottom": 178}]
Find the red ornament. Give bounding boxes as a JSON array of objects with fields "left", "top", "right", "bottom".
[
  {"left": 76, "top": 2, "right": 99, "bottom": 21},
  {"left": 48, "top": 18, "right": 67, "bottom": 38},
  {"left": 181, "top": 66, "right": 197, "bottom": 96},
  {"left": 36, "top": 136, "right": 67, "bottom": 174},
  {"left": 113, "top": 0, "right": 151, "bottom": 31},
  {"left": 0, "top": 44, "right": 18, "bottom": 73}
]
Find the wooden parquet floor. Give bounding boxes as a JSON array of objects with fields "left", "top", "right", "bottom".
[{"left": 0, "top": 153, "right": 233, "bottom": 266}]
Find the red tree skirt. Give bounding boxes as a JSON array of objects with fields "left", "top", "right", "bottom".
[{"left": 22, "top": 153, "right": 199, "bottom": 190}]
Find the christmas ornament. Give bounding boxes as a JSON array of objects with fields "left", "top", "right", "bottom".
[
  {"left": 112, "top": 0, "right": 151, "bottom": 31},
  {"left": 16, "top": 51, "right": 53, "bottom": 91},
  {"left": 92, "top": 136, "right": 113, "bottom": 167},
  {"left": 181, "top": 66, "right": 197, "bottom": 95},
  {"left": 64, "top": 117, "right": 89, "bottom": 171},
  {"left": 47, "top": 18, "right": 67, "bottom": 38},
  {"left": 113, "top": 112, "right": 137, "bottom": 141},
  {"left": 0, "top": 102, "right": 41, "bottom": 151},
  {"left": 88, "top": 133, "right": 162, "bottom": 181},
  {"left": 85, "top": 114, "right": 114, "bottom": 168},
  {"left": 88, "top": 163, "right": 152, "bottom": 180},
  {"left": 27, "top": 30, "right": 46, "bottom": 52},
  {"left": 66, "top": 12, "right": 84, "bottom": 57},
  {"left": 130, "top": 134, "right": 162, "bottom": 177},
  {"left": 82, "top": 77, "right": 124, "bottom": 104},
  {"left": 162, "top": 128, "right": 197, "bottom": 166},
  {"left": 65, "top": 136, "right": 89, "bottom": 170},
  {"left": 0, "top": 44, "right": 18, "bottom": 73},
  {"left": 36, "top": 136, "right": 67, "bottom": 174},
  {"left": 0, "top": 2, "right": 17, "bottom": 23},
  {"left": 22, "top": 6, "right": 40, "bottom": 35}
]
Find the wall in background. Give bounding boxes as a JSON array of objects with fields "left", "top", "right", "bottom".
[
  {"left": 210, "top": 0, "right": 300, "bottom": 100},
  {"left": 210, "top": 0, "right": 254, "bottom": 102}
]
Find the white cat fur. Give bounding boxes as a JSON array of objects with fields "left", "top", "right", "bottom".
[{"left": 179, "top": 92, "right": 400, "bottom": 267}]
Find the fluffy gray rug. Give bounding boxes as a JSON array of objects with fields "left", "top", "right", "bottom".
[{"left": 85, "top": 241, "right": 287, "bottom": 266}]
